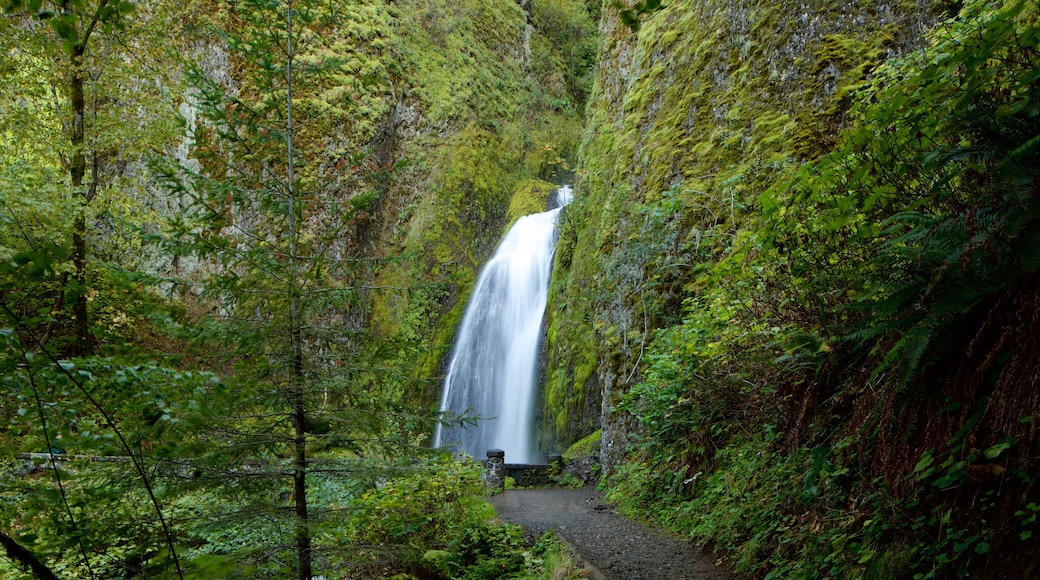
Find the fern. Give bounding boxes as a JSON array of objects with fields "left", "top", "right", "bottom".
[{"left": 767, "top": 0, "right": 1040, "bottom": 391}]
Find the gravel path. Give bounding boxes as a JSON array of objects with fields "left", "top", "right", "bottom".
[{"left": 489, "top": 487, "right": 731, "bottom": 579}]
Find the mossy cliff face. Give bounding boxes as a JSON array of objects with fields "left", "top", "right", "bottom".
[
  {"left": 364, "top": 0, "right": 597, "bottom": 406},
  {"left": 136, "top": 0, "right": 595, "bottom": 409},
  {"left": 167, "top": 1, "right": 590, "bottom": 381},
  {"left": 545, "top": 0, "right": 937, "bottom": 466}
]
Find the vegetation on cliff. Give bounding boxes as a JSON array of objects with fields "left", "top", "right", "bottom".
[
  {"left": 366, "top": 0, "right": 597, "bottom": 406},
  {"left": 7, "top": 0, "right": 1037, "bottom": 575},
  {"left": 550, "top": 0, "right": 1040, "bottom": 577}
]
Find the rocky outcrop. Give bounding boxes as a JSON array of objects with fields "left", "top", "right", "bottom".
[{"left": 544, "top": 0, "right": 940, "bottom": 470}]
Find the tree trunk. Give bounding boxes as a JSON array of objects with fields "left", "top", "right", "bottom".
[
  {"left": 292, "top": 354, "right": 312, "bottom": 580},
  {"left": 69, "top": 39, "right": 91, "bottom": 356},
  {"left": 285, "top": 5, "right": 310, "bottom": 576},
  {"left": 0, "top": 528, "right": 60, "bottom": 580}
]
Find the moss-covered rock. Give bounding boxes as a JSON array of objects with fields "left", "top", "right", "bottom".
[
  {"left": 505, "top": 178, "right": 558, "bottom": 228},
  {"left": 364, "top": 0, "right": 598, "bottom": 409},
  {"left": 544, "top": 0, "right": 939, "bottom": 464}
]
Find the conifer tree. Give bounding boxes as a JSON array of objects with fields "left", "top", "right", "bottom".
[{"left": 157, "top": 0, "right": 432, "bottom": 576}]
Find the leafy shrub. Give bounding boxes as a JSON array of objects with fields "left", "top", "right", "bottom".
[
  {"left": 344, "top": 458, "right": 500, "bottom": 574},
  {"left": 612, "top": 1, "right": 1040, "bottom": 578},
  {"left": 765, "top": 0, "right": 1040, "bottom": 389},
  {"left": 445, "top": 523, "right": 527, "bottom": 579}
]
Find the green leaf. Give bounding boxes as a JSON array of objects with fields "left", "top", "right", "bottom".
[
  {"left": 913, "top": 452, "right": 934, "bottom": 474},
  {"left": 4, "top": 0, "right": 27, "bottom": 14},
  {"left": 50, "top": 14, "right": 77, "bottom": 41},
  {"left": 983, "top": 442, "right": 1011, "bottom": 459}
]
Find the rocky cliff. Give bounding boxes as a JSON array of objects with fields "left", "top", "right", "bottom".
[
  {"left": 362, "top": 0, "right": 598, "bottom": 404},
  {"left": 548, "top": 0, "right": 1040, "bottom": 576},
  {"left": 545, "top": 0, "right": 940, "bottom": 466}
]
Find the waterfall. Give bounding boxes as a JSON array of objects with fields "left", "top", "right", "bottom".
[{"left": 434, "top": 186, "right": 573, "bottom": 463}]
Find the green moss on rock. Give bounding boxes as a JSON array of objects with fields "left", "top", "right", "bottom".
[
  {"left": 543, "top": 0, "right": 938, "bottom": 460},
  {"left": 366, "top": 0, "right": 599, "bottom": 408},
  {"left": 505, "top": 178, "right": 558, "bottom": 228},
  {"left": 563, "top": 429, "right": 601, "bottom": 461}
]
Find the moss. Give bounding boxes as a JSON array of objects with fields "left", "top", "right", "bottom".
[
  {"left": 563, "top": 429, "right": 601, "bottom": 460},
  {"left": 367, "top": 0, "right": 598, "bottom": 408},
  {"left": 543, "top": 0, "right": 938, "bottom": 455},
  {"left": 504, "top": 178, "right": 558, "bottom": 228}
]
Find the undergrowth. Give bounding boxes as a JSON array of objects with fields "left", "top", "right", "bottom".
[{"left": 607, "top": 0, "right": 1040, "bottom": 577}]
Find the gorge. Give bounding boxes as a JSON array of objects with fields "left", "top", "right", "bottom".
[{"left": 2, "top": 0, "right": 1039, "bottom": 577}]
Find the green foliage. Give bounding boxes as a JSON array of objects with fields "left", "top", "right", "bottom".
[
  {"left": 0, "top": 0, "right": 226, "bottom": 572},
  {"left": 616, "top": 292, "right": 776, "bottom": 497},
  {"left": 542, "top": 0, "right": 913, "bottom": 452},
  {"left": 763, "top": 0, "right": 1040, "bottom": 386},
  {"left": 443, "top": 523, "right": 526, "bottom": 579},
  {"left": 1, "top": 0, "right": 185, "bottom": 357},
  {"left": 609, "top": 432, "right": 1033, "bottom": 579},
  {"left": 344, "top": 458, "right": 521, "bottom": 578},
  {"left": 529, "top": 531, "right": 587, "bottom": 580},
  {"left": 615, "top": 0, "right": 664, "bottom": 33},
  {"left": 156, "top": 0, "right": 425, "bottom": 448},
  {"left": 425, "top": 525, "right": 586, "bottom": 580},
  {"left": 0, "top": 0, "right": 593, "bottom": 577},
  {"left": 530, "top": 0, "right": 599, "bottom": 106},
  {"left": 0, "top": 247, "right": 227, "bottom": 578},
  {"left": 149, "top": 1, "right": 450, "bottom": 577},
  {"left": 347, "top": 459, "right": 488, "bottom": 553},
  {"left": 340, "top": 459, "right": 589, "bottom": 579},
  {"left": 582, "top": 0, "right": 1040, "bottom": 578},
  {"left": 3, "top": 0, "right": 137, "bottom": 54}
]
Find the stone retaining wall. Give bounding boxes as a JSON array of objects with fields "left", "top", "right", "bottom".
[{"left": 483, "top": 450, "right": 563, "bottom": 490}]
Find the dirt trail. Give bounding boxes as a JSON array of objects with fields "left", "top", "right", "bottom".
[{"left": 489, "top": 487, "right": 731, "bottom": 579}]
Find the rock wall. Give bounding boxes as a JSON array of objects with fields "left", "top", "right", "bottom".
[
  {"left": 545, "top": 0, "right": 941, "bottom": 469},
  {"left": 365, "top": 0, "right": 598, "bottom": 407}
]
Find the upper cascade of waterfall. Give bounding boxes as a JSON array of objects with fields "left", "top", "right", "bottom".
[
  {"left": 549, "top": 185, "right": 574, "bottom": 209},
  {"left": 434, "top": 186, "right": 573, "bottom": 463}
]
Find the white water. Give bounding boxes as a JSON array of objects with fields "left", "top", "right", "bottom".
[{"left": 434, "top": 186, "right": 573, "bottom": 463}]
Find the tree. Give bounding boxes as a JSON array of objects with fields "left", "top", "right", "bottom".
[
  {"left": 1, "top": 0, "right": 182, "bottom": 355},
  {"left": 1, "top": 3, "right": 232, "bottom": 577},
  {"left": 0, "top": 244, "right": 221, "bottom": 578},
  {"left": 3, "top": 0, "right": 129, "bottom": 353},
  {"left": 156, "top": 0, "right": 433, "bottom": 576},
  {"left": 0, "top": 528, "right": 59, "bottom": 580}
]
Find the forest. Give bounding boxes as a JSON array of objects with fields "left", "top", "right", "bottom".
[
  {"left": 2, "top": 0, "right": 1039, "bottom": 578},
  {"left": 0, "top": 0, "right": 594, "bottom": 577}
]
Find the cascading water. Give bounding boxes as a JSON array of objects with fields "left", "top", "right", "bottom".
[{"left": 434, "top": 186, "right": 574, "bottom": 464}]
